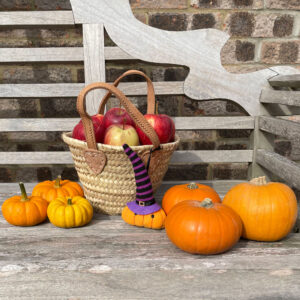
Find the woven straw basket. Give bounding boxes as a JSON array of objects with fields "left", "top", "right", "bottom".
[{"left": 62, "top": 70, "right": 179, "bottom": 215}]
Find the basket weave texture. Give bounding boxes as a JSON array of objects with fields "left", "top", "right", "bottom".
[
  {"left": 62, "top": 70, "right": 179, "bottom": 215},
  {"left": 63, "top": 133, "right": 179, "bottom": 215}
]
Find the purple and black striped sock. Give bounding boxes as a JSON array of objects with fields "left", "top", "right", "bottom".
[{"left": 123, "top": 144, "right": 155, "bottom": 203}]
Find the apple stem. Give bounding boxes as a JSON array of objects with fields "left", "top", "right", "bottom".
[{"left": 155, "top": 101, "right": 158, "bottom": 115}]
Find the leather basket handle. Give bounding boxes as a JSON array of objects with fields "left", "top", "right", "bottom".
[
  {"left": 76, "top": 82, "right": 160, "bottom": 150},
  {"left": 98, "top": 70, "right": 155, "bottom": 115}
]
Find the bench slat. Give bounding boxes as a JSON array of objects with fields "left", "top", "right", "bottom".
[
  {"left": 0, "top": 82, "right": 184, "bottom": 97},
  {"left": 260, "top": 89, "right": 300, "bottom": 107},
  {"left": 0, "top": 47, "right": 132, "bottom": 63},
  {"left": 0, "top": 150, "right": 253, "bottom": 165},
  {"left": 0, "top": 117, "right": 254, "bottom": 132},
  {"left": 0, "top": 180, "right": 245, "bottom": 200},
  {"left": 259, "top": 116, "right": 300, "bottom": 141},
  {"left": 0, "top": 11, "right": 74, "bottom": 25},
  {"left": 256, "top": 149, "right": 300, "bottom": 189},
  {"left": 269, "top": 74, "right": 300, "bottom": 88}
]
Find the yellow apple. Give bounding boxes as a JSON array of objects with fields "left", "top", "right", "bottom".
[{"left": 104, "top": 124, "right": 140, "bottom": 146}]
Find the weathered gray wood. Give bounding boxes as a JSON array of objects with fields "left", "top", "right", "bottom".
[
  {"left": 0, "top": 200, "right": 299, "bottom": 299},
  {"left": 0, "top": 150, "right": 253, "bottom": 165},
  {"left": 259, "top": 116, "right": 300, "bottom": 141},
  {"left": 256, "top": 149, "right": 300, "bottom": 189},
  {"left": 70, "top": 0, "right": 299, "bottom": 116},
  {"left": 0, "top": 180, "right": 245, "bottom": 202},
  {"left": 83, "top": 24, "right": 106, "bottom": 115},
  {"left": 0, "top": 11, "right": 74, "bottom": 25},
  {"left": 0, "top": 82, "right": 183, "bottom": 98},
  {"left": 0, "top": 47, "right": 84, "bottom": 62},
  {"left": 0, "top": 47, "right": 132, "bottom": 63},
  {"left": 0, "top": 116, "right": 254, "bottom": 132},
  {"left": 170, "top": 150, "right": 253, "bottom": 163},
  {"left": 269, "top": 74, "right": 300, "bottom": 88},
  {"left": 248, "top": 100, "right": 274, "bottom": 180},
  {"left": 260, "top": 89, "right": 300, "bottom": 107},
  {"left": 174, "top": 116, "right": 254, "bottom": 130}
]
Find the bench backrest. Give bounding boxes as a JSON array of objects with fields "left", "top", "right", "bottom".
[{"left": 0, "top": 0, "right": 300, "bottom": 190}]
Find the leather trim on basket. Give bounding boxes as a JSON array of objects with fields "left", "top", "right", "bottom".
[
  {"left": 83, "top": 149, "right": 107, "bottom": 175},
  {"left": 140, "top": 149, "right": 163, "bottom": 176}
]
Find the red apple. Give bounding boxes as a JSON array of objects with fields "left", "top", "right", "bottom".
[
  {"left": 103, "top": 107, "right": 135, "bottom": 130},
  {"left": 72, "top": 114, "right": 105, "bottom": 143},
  {"left": 104, "top": 124, "right": 139, "bottom": 146},
  {"left": 136, "top": 114, "right": 175, "bottom": 145}
]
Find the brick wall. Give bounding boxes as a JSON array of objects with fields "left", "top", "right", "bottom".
[{"left": 0, "top": 0, "right": 299, "bottom": 182}]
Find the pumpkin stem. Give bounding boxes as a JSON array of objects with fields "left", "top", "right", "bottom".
[
  {"left": 187, "top": 182, "right": 198, "bottom": 190},
  {"left": 67, "top": 198, "right": 73, "bottom": 205},
  {"left": 200, "top": 198, "right": 214, "bottom": 209},
  {"left": 250, "top": 176, "right": 267, "bottom": 186},
  {"left": 19, "top": 182, "right": 29, "bottom": 202},
  {"left": 54, "top": 175, "right": 62, "bottom": 188}
]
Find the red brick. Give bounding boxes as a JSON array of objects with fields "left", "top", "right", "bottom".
[
  {"left": 261, "top": 41, "right": 300, "bottom": 64},
  {"left": 265, "top": 0, "right": 300, "bottom": 10}
]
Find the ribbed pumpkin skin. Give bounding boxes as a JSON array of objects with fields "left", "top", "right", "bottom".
[
  {"left": 165, "top": 200, "right": 242, "bottom": 255},
  {"left": 32, "top": 177, "right": 84, "bottom": 203},
  {"left": 47, "top": 196, "right": 93, "bottom": 228},
  {"left": 162, "top": 183, "right": 221, "bottom": 215},
  {"left": 122, "top": 206, "right": 166, "bottom": 229},
  {"left": 2, "top": 195, "right": 48, "bottom": 226},
  {"left": 223, "top": 182, "right": 298, "bottom": 242}
]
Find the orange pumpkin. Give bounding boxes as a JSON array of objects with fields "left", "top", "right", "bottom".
[
  {"left": 165, "top": 199, "right": 242, "bottom": 255},
  {"left": 32, "top": 175, "right": 84, "bottom": 203},
  {"left": 162, "top": 182, "right": 221, "bottom": 214},
  {"left": 122, "top": 206, "right": 166, "bottom": 229},
  {"left": 223, "top": 176, "right": 298, "bottom": 242},
  {"left": 1, "top": 183, "right": 48, "bottom": 226}
]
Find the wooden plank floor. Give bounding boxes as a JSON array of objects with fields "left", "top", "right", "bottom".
[{"left": 0, "top": 183, "right": 300, "bottom": 299}]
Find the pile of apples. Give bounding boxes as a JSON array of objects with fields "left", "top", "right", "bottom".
[{"left": 72, "top": 107, "right": 175, "bottom": 146}]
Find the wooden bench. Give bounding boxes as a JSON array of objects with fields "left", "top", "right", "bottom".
[{"left": 0, "top": 0, "right": 300, "bottom": 298}]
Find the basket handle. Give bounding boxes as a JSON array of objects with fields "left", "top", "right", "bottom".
[
  {"left": 77, "top": 82, "right": 160, "bottom": 150},
  {"left": 97, "top": 70, "right": 155, "bottom": 115}
]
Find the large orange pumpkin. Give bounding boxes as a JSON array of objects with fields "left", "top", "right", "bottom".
[
  {"left": 162, "top": 182, "right": 221, "bottom": 214},
  {"left": 165, "top": 199, "right": 242, "bottom": 255},
  {"left": 32, "top": 175, "right": 84, "bottom": 203},
  {"left": 1, "top": 183, "right": 48, "bottom": 226},
  {"left": 223, "top": 176, "right": 298, "bottom": 242}
]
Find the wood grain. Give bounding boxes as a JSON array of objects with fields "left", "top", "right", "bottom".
[
  {"left": 0, "top": 201, "right": 299, "bottom": 299},
  {"left": 0, "top": 117, "right": 254, "bottom": 132},
  {"left": 83, "top": 24, "right": 106, "bottom": 115},
  {"left": 256, "top": 149, "right": 300, "bottom": 189},
  {"left": 69, "top": 0, "right": 299, "bottom": 116},
  {"left": 0, "top": 180, "right": 245, "bottom": 201},
  {"left": 0, "top": 11, "right": 74, "bottom": 25},
  {"left": 260, "top": 89, "right": 300, "bottom": 107},
  {"left": 0, "top": 82, "right": 183, "bottom": 98},
  {"left": 0, "top": 47, "right": 132, "bottom": 63},
  {"left": 0, "top": 150, "right": 253, "bottom": 165},
  {"left": 269, "top": 74, "right": 300, "bottom": 88},
  {"left": 259, "top": 116, "right": 300, "bottom": 142}
]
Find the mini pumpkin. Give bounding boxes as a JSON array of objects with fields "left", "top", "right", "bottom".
[
  {"left": 162, "top": 182, "right": 221, "bottom": 214},
  {"left": 32, "top": 175, "right": 84, "bottom": 203},
  {"left": 1, "top": 183, "right": 48, "bottom": 226},
  {"left": 223, "top": 176, "right": 298, "bottom": 242},
  {"left": 122, "top": 206, "right": 166, "bottom": 229},
  {"left": 47, "top": 196, "right": 93, "bottom": 228},
  {"left": 165, "top": 199, "right": 242, "bottom": 255}
]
